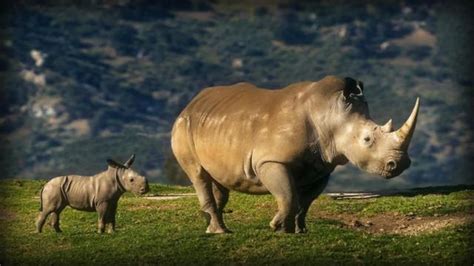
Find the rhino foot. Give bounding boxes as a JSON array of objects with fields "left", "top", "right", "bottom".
[
  {"left": 206, "top": 224, "right": 232, "bottom": 234},
  {"left": 295, "top": 220, "right": 307, "bottom": 233},
  {"left": 205, "top": 228, "right": 231, "bottom": 234},
  {"left": 270, "top": 219, "right": 296, "bottom": 233},
  {"left": 295, "top": 226, "right": 307, "bottom": 234}
]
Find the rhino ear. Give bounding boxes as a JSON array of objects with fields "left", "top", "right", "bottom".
[
  {"left": 123, "top": 154, "right": 135, "bottom": 168},
  {"left": 107, "top": 159, "right": 125, "bottom": 169},
  {"left": 343, "top": 77, "right": 364, "bottom": 99}
]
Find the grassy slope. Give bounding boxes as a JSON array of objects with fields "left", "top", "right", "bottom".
[{"left": 0, "top": 180, "right": 473, "bottom": 265}]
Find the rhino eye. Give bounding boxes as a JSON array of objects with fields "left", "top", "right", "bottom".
[{"left": 363, "top": 135, "right": 373, "bottom": 147}]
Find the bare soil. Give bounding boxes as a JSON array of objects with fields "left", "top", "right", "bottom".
[
  {"left": 317, "top": 211, "right": 474, "bottom": 235},
  {"left": 0, "top": 208, "right": 16, "bottom": 221}
]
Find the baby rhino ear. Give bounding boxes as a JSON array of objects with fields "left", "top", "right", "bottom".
[
  {"left": 107, "top": 159, "right": 125, "bottom": 169},
  {"left": 343, "top": 77, "right": 364, "bottom": 99}
]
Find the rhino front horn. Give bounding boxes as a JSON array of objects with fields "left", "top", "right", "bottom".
[{"left": 395, "top": 97, "right": 420, "bottom": 149}]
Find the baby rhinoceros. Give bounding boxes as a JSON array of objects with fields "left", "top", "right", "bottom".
[{"left": 36, "top": 154, "right": 149, "bottom": 233}]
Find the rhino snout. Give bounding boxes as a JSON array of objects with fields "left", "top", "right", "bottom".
[
  {"left": 384, "top": 157, "right": 411, "bottom": 179},
  {"left": 139, "top": 185, "right": 149, "bottom": 194}
]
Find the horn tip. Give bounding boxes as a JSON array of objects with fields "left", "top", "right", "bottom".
[{"left": 414, "top": 97, "right": 420, "bottom": 112}]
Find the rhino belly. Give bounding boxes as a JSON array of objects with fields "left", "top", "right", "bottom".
[
  {"left": 199, "top": 153, "right": 269, "bottom": 195},
  {"left": 67, "top": 195, "right": 96, "bottom": 211},
  {"left": 64, "top": 179, "right": 97, "bottom": 211},
  {"left": 217, "top": 174, "right": 269, "bottom": 195}
]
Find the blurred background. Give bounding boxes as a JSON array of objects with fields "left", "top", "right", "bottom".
[{"left": 0, "top": 0, "right": 472, "bottom": 191}]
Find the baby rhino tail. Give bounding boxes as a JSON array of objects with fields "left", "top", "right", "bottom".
[{"left": 39, "top": 187, "right": 44, "bottom": 211}]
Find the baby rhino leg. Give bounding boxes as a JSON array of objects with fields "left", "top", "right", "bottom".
[
  {"left": 106, "top": 201, "right": 118, "bottom": 233},
  {"left": 50, "top": 206, "right": 66, "bottom": 233},
  {"left": 96, "top": 202, "right": 110, "bottom": 233},
  {"left": 36, "top": 183, "right": 66, "bottom": 233}
]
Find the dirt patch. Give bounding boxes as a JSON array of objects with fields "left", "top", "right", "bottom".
[
  {"left": 317, "top": 211, "right": 474, "bottom": 235},
  {"left": 0, "top": 208, "right": 16, "bottom": 221}
]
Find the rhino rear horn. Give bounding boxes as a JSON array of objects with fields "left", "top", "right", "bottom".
[
  {"left": 124, "top": 154, "right": 135, "bottom": 168},
  {"left": 381, "top": 119, "right": 393, "bottom": 133},
  {"left": 395, "top": 98, "right": 420, "bottom": 150}
]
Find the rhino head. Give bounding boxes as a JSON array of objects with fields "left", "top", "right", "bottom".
[
  {"left": 107, "top": 154, "right": 150, "bottom": 194},
  {"left": 333, "top": 77, "right": 420, "bottom": 179}
]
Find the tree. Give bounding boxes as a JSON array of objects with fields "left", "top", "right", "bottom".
[{"left": 162, "top": 152, "right": 190, "bottom": 186}]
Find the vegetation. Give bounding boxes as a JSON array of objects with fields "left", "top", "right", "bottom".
[{"left": 0, "top": 180, "right": 473, "bottom": 264}]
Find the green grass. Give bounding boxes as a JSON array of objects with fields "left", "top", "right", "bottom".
[{"left": 0, "top": 180, "right": 473, "bottom": 265}]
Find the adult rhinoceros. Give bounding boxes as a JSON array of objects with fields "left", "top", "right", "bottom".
[{"left": 171, "top": 76, "right": 419, "bottom": 233}]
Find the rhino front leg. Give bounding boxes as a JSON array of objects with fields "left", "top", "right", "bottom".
[
  {"left": 106, "top": 201, "right": 118, "bottom": 233},
  {"left": 295, "top": 175, "right": 330, "bottom": 233},
  {"left": 96, "top": 202, "right": 109, "bottom": 233},
  {"left": 259, "top": 163, "right": 298, "bottom": 233}
]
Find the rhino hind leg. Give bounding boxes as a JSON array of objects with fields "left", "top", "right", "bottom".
[
  {"left": 211, "top": 181, "right": 232, "bottom": 233},
  {"left": 171, "top": 122, "right": 229, "bottom": 233},
  {"left": 259, "top": 163, "right": 298, "bottom": 233},
  {"left": 36, "top": 186, "right": 65, "bottom": 233},
  {"left": 212, "top": 181, "right": 229, "bottom": 212},
  {"left": 189, "top": 167, "right": 229, "bottom": 233},
  {"left": 50, "top": 212, "right": 62, "bottom": 233},
  {"left": 36, "top": 210, "right": 52, "bottom": 233}
]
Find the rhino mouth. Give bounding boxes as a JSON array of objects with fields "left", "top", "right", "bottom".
[
  {"left": 383, "top": 172, "right": 398, "bottom": 179},
  {"left": 379, "top": 166, "right": 405, "bottom": 179},
  {"left": 367, "top": 167, "right": 401, "bottom": 179}
]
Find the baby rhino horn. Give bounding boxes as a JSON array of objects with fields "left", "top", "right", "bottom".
[{"left": 124, "top": 154, "right": 135, "bottom": 168}]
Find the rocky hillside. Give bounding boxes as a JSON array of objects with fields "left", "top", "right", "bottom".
[{"left": 0, "top": 1, "right": 472, "bottom": 190}]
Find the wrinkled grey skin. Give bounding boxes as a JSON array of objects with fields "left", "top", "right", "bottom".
[
  {"left": 171, "top": 76, "right": 420, "bottom": 234},
  {"left": 36, "top": 154, "right": 149, "bottom": 233}
]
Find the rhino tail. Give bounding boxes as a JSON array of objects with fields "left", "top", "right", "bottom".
[{"left": 39, "top": 186, "right": 44, "bottom": 211}]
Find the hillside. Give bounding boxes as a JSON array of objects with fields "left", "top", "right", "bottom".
[{"left": 0, "top": 1, "right": 473, "bottom": 190}]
